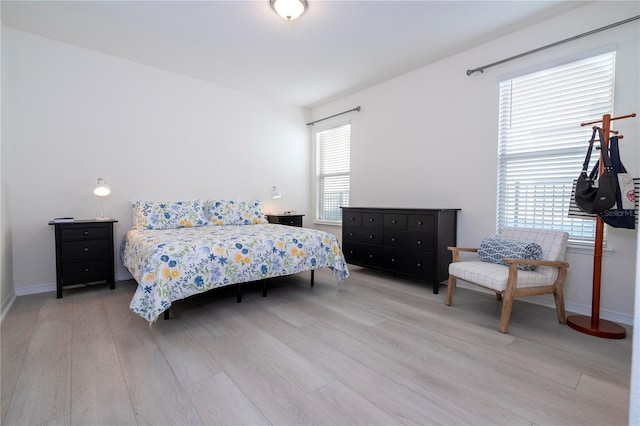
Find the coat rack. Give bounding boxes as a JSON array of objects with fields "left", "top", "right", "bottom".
[{"left": 567, "top": 112, "right": 636, "bottom": 339}]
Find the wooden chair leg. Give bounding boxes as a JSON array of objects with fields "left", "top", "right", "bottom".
[
  {"left": 554, "top": 285, "right": 566, "bottom": 324},
  {"left": 445, "top": 275, "right": 456, "bottom": 306},
  {"left": 499, "top": 291, "right": 515, "bottom": 334}
]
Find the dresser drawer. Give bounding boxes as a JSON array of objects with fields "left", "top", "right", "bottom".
[
  {"left": 384, "top": 231, "right": 434, "bottom": 253},
  {"left": 343, "top": 242, "right": 383, "bottom": 266},
  {"left": 385, "top": 249, "right": 434, "bottom": 278},
  {"left": 343, "top": 227, "right": 383, "bottom": 245},
  {"left": 61, "top": 260, "right": 110, "bottom": 285},
  {"left": 343, "top": 212, "right": 362, "bottom": 227},
  {"left": 61, "top": 226, "right": 109, "bottom": 241},
  {"left": 361, "top": 213, "right": 383, "bottom": 229},
  {"left": 61, "top": 240, "right": 109, "bottom": 260},
  {"left": 407, "top": 214, "right": 435, "bottom": 233},
  {"left": 384, "top": 214, "right": 407, "bottom": 230}
]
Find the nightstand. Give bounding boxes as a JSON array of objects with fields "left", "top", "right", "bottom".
[
  {"left": 49, "top": 219, "right": 118, "bottom": 298},
  {"left": 266, "top": 214, "right": 304, "bottom": 227}
]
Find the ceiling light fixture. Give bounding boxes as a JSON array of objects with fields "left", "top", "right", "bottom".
[{"left": 270, "top": 0, "right": 308, "bottom": 21}]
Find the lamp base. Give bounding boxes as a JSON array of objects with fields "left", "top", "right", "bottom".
[{"left": 94, "top": 216, "right": 112, "bottom": 221}]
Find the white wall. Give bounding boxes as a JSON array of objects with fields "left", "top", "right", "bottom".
[
  {"left": 2, "top": 27, "right": 309, "bottom": 294},
  {"left": 308, "top": 1, "right": 640, "bottom": 324},
  {"left": 0, "top": 8, "right": 16, "bottom": 318}
]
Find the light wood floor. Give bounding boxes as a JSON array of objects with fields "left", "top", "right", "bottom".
[{"left": 1, "top": 266, "right": 632, "bottom": 425}]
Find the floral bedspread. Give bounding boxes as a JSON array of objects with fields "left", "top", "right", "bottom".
[{"left": 120, "top": 224, "right": 349, "bottom": 324}]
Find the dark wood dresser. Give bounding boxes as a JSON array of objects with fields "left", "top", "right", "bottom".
[
  {"left": 49, "top": 219, "right": 117, "bottom": 298},
  {"left": 341, "top": 208, "right": 458, "bottom": 294}
]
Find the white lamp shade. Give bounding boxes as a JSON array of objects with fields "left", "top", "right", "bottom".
[
  {"left": 93, "top": 178, "right": 111, "bottom": 197},
  {"left": 270, "top": 0, "right": 307, "bottom": 20}
]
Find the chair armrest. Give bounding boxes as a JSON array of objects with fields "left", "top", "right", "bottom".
[
  {"left": 503, "top": 258, "right": 569, "bottom": 269},
  {"left": 447, "top": 247, "right": 478, "bottom": 263}
]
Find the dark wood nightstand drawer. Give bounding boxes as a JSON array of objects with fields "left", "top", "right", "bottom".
[
  {"left": 61, "top": 240, "right": 109, "bottom": 260},
  {"left": 61, "top": 225, "right": 109, "bottom": 241},
  {"left": 267, "top": 215, "right": 304, "bottom": 227},
  {"left": 61, "top": 260, "right": 110, "bottom": 285}
]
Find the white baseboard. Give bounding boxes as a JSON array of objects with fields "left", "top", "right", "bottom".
[
  {"left": 1, "top": 291, "right": 16, "bottom": 323},
  {"left": 14, "top": 282, "right": 56, "bottom": 296},
  {"left": 14, "top": 271, "right": 135, "bottom": 297},
  {"left": 455, "top": 282, "right": 633, "bottom": 326}
]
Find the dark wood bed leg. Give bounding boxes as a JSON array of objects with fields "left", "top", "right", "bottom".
[
  {"left": 262, "top": 279, "right": 267, "bottom": 297},
  {"left": 164, "top": 309, "right": 170, "bottom": 320},
  {"left": 311, "top": 270, "right": 314, "bottom": 287},
  {"left": 236, "top": 284, "right": 242, "bottom": 303}
]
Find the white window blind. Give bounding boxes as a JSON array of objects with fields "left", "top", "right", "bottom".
[
  {"left": 497, "top": 51, "right": 615, "bottom": 244},
  {"left": 316, "top": 123, "right": 351, "bottom": 223}
]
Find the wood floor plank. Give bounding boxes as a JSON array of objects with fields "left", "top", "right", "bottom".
[
  {"left": 70, "top": 357, "right": 137, "bottom": 425},
  {"left": 185, "top": 373, "right": 269, "bottom": 425},
  {"left": 313, "top": 350, "right": 462, "bottom": 425},
  {"left": 0, "top": 293, "right": 43, "bottom": 423},
  {"left": 188, "top": 323, "right": 336, "bottom": 425},
  {"left": 199, "top": 304, "right": 335, "bottom": 395},
  {"left": 307, "top": 379, "right": 399, "bottom": 425},
  {"left": 111, "top": 327, "right": 203, "bottom": 425},
  {"left": 71, "top": 291, "right": 118, "bottom": 372},
  {"left": 150, "top": 318, "right": 223, "bottom": 387},
  {"left": 4, "top": 318, "right": 72, "bottom": 426}
]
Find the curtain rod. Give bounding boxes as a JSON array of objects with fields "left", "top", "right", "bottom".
[
  {"left": 466, "top": 15, "right": 640, "bottom": 76},
  {"left": 306, "top": 106, "right": 361, "bottom": 126}
]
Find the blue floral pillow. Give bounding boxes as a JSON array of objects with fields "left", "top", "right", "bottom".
[
  {"left": 477, "top": 236, "right": 542, "bottom": 271},
  {"left": 206, "top": 200, "right": 268, "bottom": 225},
  {"left": 132, "top": 200, "right": 208, "bottom": 230}
]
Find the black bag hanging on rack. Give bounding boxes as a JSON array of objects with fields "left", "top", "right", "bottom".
[
  {"left": 574, "top": 128, "right": 617, "bottom": 214},
  {"left": 599, "top": 136, "right": 636, "bottom": 229}
]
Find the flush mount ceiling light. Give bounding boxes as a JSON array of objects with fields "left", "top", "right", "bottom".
[{"left": 270, "top": 0, "right": 308, "bottom": 21}]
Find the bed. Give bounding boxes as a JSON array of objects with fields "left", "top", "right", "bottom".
[{"left": 120, "top": 199, "right": 349, "bottom": 324}]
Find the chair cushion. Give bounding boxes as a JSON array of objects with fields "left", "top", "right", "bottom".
[
  {"left": 477, "top": 236, "right": 542, "bottom": 271},
  {"left": 448, "top": 261, "right": 550, "bottom": 292}
]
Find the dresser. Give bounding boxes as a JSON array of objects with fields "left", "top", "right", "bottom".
[
  {"left": 267, "top": 214, "right": 304, "bottom": 227},
  {"left": 341, "top": 208, "right": 458, "bottom": 294},
  {"left": 49, "top": 219, "right": 118, "bottom": 298}
]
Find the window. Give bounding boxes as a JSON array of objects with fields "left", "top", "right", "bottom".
[
  {"left": 497, "top": 51, "right": 615, "bottom": 244},
  {"left": 315, "top": 123, "right": 351, "bottom": 223}
]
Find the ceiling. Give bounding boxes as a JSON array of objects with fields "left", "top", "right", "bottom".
[{"left": 1, "top": 1, "right": 591, "bottom": 108}]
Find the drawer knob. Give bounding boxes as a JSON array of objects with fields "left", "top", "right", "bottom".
[
  {"left": 369, "top": 218, "right": 374, "bottom": 222},
  {"left": 350, "top": 217, "right": 356, "bottom": 221},
  {"left": 391, "top": 258, "right": 396, "bottom": 263},
  {"left": 417, "top": 221, "right": 423, "bottom": 225},
  {"left": 416, "top": 263, "right": 422, "bottom": 267},
  {"left": 83, "top": 231, "right": 89, "bottom": 235},
  {"left": 84, "top": 268, "right": 89, "bottom": 272},
  {"left": 417, "top": 240, "right": 422, "bottom": 245},
  {"left": 369, "top": 235, "right": 374, "bottom": 239},
  {"left": 391, "top": 237, "right": 396, "bottom": 242},
  {"left": 83, "top": 247, "right": 89, "bottom": 252},
  {"left": 392, "top": 219, "right": 397, "bottom": 224},
  {"left": 369, "top": 254, "right": 374, "bottom": 258},
  {"left": 349, "top": 232, "right": 355, "bottom": 237},
  {"left": 349, "top": 250, "right": 354, "bottom": 254}
]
